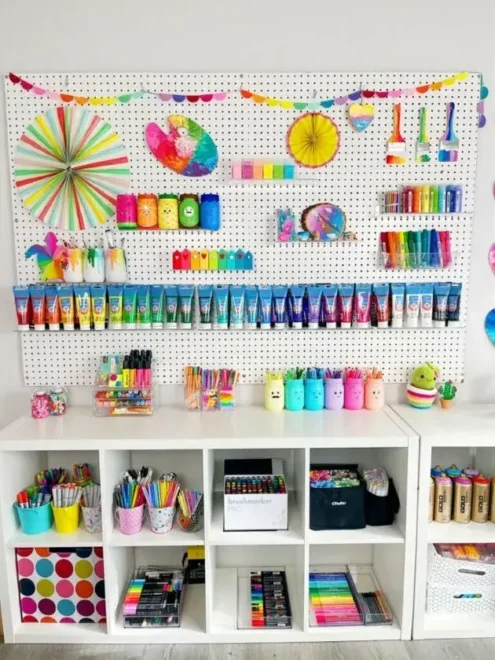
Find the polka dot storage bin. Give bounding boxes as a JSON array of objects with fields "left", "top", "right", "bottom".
[{"left": 16, "top": 547, "right": 105, "bottom": 624}]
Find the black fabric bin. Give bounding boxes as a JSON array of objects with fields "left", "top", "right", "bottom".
[
  {"left": 365, "top": 478, "right": 400, "bottom": 526},
  {"left": 309, "top": 464, "right": 366, "bottom": 531}
]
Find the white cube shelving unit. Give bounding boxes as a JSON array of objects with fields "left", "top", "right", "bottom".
[
  {"left": 392, "top": 403, "right": 495, "bottom": 640},
  {"left": 0, "top": 405, "right": 418, "bottom": 644}
]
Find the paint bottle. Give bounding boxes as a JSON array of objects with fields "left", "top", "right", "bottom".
[
  {"left": 429, "top": 477, "right": 434, "bottom": 522},
  {"left": 434, "top": 475, "right": 452, "bottom": 523},
  {"left": 453, "top": 476, "right": 472, "bottom": 524},
  {"left": 472, "top": 475, "right": 490, "bottom": 523}
]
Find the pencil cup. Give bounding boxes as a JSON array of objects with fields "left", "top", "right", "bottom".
[
  {"left": 176, "top": 500, "right": 204, "bottom": 533},
  {"left": 148, "top": 506, "right": 175, "bottom": 534},
  {"left": 83, "top": 248, "right": 105, "bottom": 283},
  {"left": 202, "top": 387, "right": 220, "bottom": 411},
  {"left": 184, "top": 385, "right": 201, "bottom": 411},
  {"left": 265, "top": 381, "right": 284, "bottom": 412},
  {"left": 285, "top": 380, "right": 304, "bottom": 411},
  {"left": 364, "top": 379, "right": 385, "bottom": 411},
  {"left": 105, "top": 248, "right": 127, "bottom": 283},
  {"left": 16, "top": 502, "right": 53, "bottom": 535},
  {"left": 219, "top": 386, "right": 236, "bottom": 409},
  {"left": 344, "top": 377, "right": 364, "bottom": 410},
  {"left": 63, "top": 248, "right": 83, "bottom": 283},
  {"left": 325, "top": 378, "right": 344, "bottom": 410},
  {"left": 116, "top": 505, "right": 144, "bottom": 535},
  {"left": 305, "top": 379, "right": 324, "bottom": 411},
  {"left": 81, "top": 505, "right": 102, "bottom": 533},
  {"left": 52, "top": 502, "right": 80, "bottom": 534}
]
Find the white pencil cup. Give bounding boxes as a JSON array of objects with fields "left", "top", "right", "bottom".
[
  {"left": 83, "top": 248, "right": 105, "bottom": 283},
  {"left": 148, "top": 506, "right": 175, "bottom": 534},
  {"left": 81, "top": 505, "right": 102, "bottom": 533},
  {"left": 105, "top": 248, "right": 127, "bottom": 283},
  {"left": 63, "top": 248, "right": 84, "bottom": 283}
]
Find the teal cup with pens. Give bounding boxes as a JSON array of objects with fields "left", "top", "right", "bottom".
[
  {"left": 305, "top": 379, "right": 324, "bottom": 411},
  {"left": 285, "top": 380, "right": 305, "bottom": 411},
  {"left": 16, "top": 502, "right": 53, "bottom": 535}
]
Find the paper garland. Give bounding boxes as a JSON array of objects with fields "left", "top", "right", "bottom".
[
  {"left": 8, "top": 73, "right": 229, "bottom": 105},
  {"left": 241, "top": 72, "right": 469, "bottom": 110}
]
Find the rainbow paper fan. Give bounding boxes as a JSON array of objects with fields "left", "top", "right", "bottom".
[
  {"left": 15, "top": 106, "right": 130, "bottom": 230},
  {"left": 287, "top": 112, "right": 340, "bottom": 168}
]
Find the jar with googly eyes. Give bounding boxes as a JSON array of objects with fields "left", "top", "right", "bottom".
[{"left": 364, "top": 378, "right": 385, "bottom": 411}]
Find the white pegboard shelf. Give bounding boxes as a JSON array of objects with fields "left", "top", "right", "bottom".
[{"left": 15, "top": 326, "right": 464, "bottom": 334}]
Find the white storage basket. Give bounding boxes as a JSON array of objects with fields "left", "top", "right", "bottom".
[{"left": 427, "top": 544, "right": 495, "bottom": 589}]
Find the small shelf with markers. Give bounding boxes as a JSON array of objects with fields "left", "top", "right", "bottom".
[
  {"left": 379, "top": 184, "right": 464, "bottom": 214},
  {"left": 379, "top": 230, "right": 453, "bottom": 270}
]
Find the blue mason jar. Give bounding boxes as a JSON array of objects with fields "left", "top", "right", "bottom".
[{"left": 200, "top": 194, "right": 221, "bottom": 231}]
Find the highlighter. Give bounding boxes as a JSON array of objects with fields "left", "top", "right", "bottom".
[
  {"left": 397, "top": 232, "right": 406, "bottom": 269},
  {"left": 415, "top": 231, "right": 422, "bottom": 268},
  {"left": 388, "top": 232, "right": 397, "bottom": 269},
  {"left": 407, "top": 232, "right": 416, "bottom": 268},
  {"left": 430, "top": 230, "right": 440, "bottom": 268}
]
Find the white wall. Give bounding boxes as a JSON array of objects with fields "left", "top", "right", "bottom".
[{"left": 0, "top": 0, "right": 493, "bottom": 425}]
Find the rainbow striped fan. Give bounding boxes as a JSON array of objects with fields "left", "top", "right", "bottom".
[{"left": 15, "top": 107, "right": 130, "bottom": 230}]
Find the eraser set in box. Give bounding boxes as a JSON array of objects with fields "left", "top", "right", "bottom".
[
  {"left": 232, "top": 159, "right": 295, "bottom": 181},
  {"left": 223, "top": 458, "right": 288, "bottom": 532}
]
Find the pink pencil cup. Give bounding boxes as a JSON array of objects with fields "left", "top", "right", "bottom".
[
  {"left": 116, "top": 505, "right": 144, "bottom": 535},
  {"left": 344, "top": 377, "right": 364, "bottom": 410},
  {"left": 364, "top": 378, "right": 385, "bottom": 411}
]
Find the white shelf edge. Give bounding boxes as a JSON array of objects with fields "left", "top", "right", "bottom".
[
  {"left": 110, "top": 524, "right": 204, "bottom": 547},
  {"left": 308, "top": 523, "right": 404, "bottom": 545},
  {"left": 7, "top": 524, "right": 103, "bottom": 548}
]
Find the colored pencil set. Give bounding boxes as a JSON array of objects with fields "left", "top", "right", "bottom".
[
  {"left": 114, "top": 481, "right": 146, "bottom": 509},
  {"left": 177, "top": 489, "right": 202, "bottom": 518},
  {"left": 224, "top": 476, "right": 286, "bottom": 495},
  {"left": 382, "top": 184, "right": 463, "bottom": 214},
  {"left": 309, "top": 572, "right": 362, "bottom": 626},
  {"left": 142, "top": 480, "right": 180, "bottom": 509},
  {"left": 379, "top": 229, "right": 452, "bottom": 269}
]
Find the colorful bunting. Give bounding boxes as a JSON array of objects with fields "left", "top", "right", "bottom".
[
  {"left": 7, "top": 73, "right": 230, "bottom": 105},
  {"left": 240, "top": 72, "right": 470, "bottom": 110}
]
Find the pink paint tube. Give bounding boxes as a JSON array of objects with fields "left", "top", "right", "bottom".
[
  {"left": 373, "top": 283, "right": 390, "bottom": 329},
  {"left": 354, "top": 284, "right": 371, "bottom": 329},
  {"left": 338, "top": 284, "right": 354, "bottom": 329}
]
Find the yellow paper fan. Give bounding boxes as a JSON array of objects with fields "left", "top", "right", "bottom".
[{"left": 286, "top": 112, "right": 340, "bottom": 168}]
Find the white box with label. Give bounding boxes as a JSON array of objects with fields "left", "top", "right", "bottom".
[{"left": 223, "top": 458, "right": 288, "bottom": 531}]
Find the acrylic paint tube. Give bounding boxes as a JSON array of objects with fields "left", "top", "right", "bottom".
[
  {"left": 305, "top": 285, "right": 321, "bottom": 329},
  {"left": 58, "top": 284, "right": 74, "bottom": 331},
  {"left": 137, "top": 285, "right": 151, "bottom": 329},
  {"left": 390, "top": 283, "right": 405, "bottom": 328},
  {"left": 198, "top": 285, "right": 213, "bottom": 329},
  {"left": 165, "top": 285, "right": 178, "bottom": 329},
  {"left": 150, "top": 285, "right": 164, "bottom": 329},
  {"left": 29, "top": 284, "right": 46, "bottom": 331},
  {"left": 229, "top": 285, "right": 245, "bottom": 329},
  {"left": 213, "top": 285, "right": 229, "bottom": 329},
  {"left": 404, "top": 283, "right": 421, "bottom": 328},
  {"left": 123, "top": 285, "right": 138, "bottom": 329},
  {"left": 433, "top": 283, "right": 451, "bottom": 328},
  {"left": 338, "top": 284, "right": 354, "bottom": 329},
  {"left": 45, "top": 285, "right": 60, "bottom": 331},
  {"left": 178, "top": 285, "right": 194, "bottom": 329},
  {"left": 354, "top": 284, "right": 372, "bottom": 329},
  {"left": 258, "top": 286, "right": 273, "bottom": 329},
  {"left": 244, "top": 286, "right": 259, "bottom": 329},
  {"left": 90, "top": 284, "right": 107, "bottom": 331},
  {"left": 321, "top": 284, "right": 338, "bottom": 329},
  {"left": 273, "top": 285, "right": 288, "bottom": 329},
  {"left": 106, "top": 284, "right": 123, "bottom": 330},
  {"left": 289, "top": 285, "right": 305, "bottom": 329},
  {"left": 447, "top": 283, "right": 462, "bottom": 326},
  {"left": 13, "top": 286, "right": 31, "bottom": 331},
  {"left": 419, "top": 283, "right": 433, "bottom": 328},
  {"left": 74, "top": 283, "right": 91, "bottom": 331},
  {"left": 372, "top": 283, "right": 390, "bottom": 329}
]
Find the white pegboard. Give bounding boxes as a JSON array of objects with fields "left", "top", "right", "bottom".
[{"left": 4, "top": 72, "right": 480, "bottom": 385}]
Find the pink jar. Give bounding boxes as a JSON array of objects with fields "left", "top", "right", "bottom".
[
  {"left": 31, "top": 391, "right": 51, "bottom": 419},
  {"left": 344, "top": 378, "right": 364, "bottom": 410},
  {"left": 364, "top": 378, "right": 385, "bottom": 411}
]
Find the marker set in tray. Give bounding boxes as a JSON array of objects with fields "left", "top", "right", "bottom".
[
  {"left": 123, "top": 566, "right": 185, "bottom": 628},
  {"left": 237, "top": 567, "right": 292, "bottom": 629}
]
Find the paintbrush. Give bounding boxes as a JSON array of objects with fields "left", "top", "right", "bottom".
[
  {"left": 439, "top": 102, "right": 459, "bottom": 162},
  {"left": 386, "top": 104, "right": 407, "bottom": 165},
  {"left": 416, "top": 107, "right": 431, "bottom": 162}
]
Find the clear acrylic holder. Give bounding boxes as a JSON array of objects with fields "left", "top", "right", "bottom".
[
  {"left": 379, "top": 251, "right": 455, "bottom": 270},
  {"left": 347, "top": 564, "right": 394, "bottom": 626},
  {"left": 122, "top": 566, "right": 185, "bottom": 628},
  {"left": 237, "top": 566, "right": 292, "bottom": 630},
  {"left": 93, "top": 374, "right": 155, "bottom": 416},
  {"left": 184, "top": 384, "right": 201, "bottom": 411}
]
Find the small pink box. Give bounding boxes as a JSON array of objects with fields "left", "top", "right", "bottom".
[
  {"left": 232, "top": 162, "right": 242, "bottom": 179},
  {"left": 241, "top": 160, "right": 253, "bottom": 179}
]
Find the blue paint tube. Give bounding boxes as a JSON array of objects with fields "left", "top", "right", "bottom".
[
  {"left": 338, "top": 284, "right": 354, "bottom": 329},
  {"left": 229, "top": 285, "right": 245, "bottom": 329},
  {"left": 391, "top": 283, "right": 405, "bottom": 328},
  {"left": 150, "top": 284, "right": 164, "bottom": 329},
  {"left": 178, "top": 285, "right": 195, "bottom": 329},
  {"left": 307, "top": 285, "right": 323, "bottom": 329},
  {"left": 420, "top": 283, "right": 433, "bottom": 328},
  {"left": 258, "top": 286, "right": 273, "bottom": 330},
  {"left": 244, "top": 286, "right": 259, "bottom": 329},
  {"left": 354, "top": 284, "right": 372, "bottom": 329},
  {"left": 213, "top": 285, "right": 229, "bottom": 329},
  {"left": 433, "top": 283, "right": 451, "bottom": 328},
  {"left": 273, "top": 285, "right": 288, "bottom": 329},
  {"left": 447, "top": 283, "right": 462, "bottom": 326},
  {"left": 165, "top": 285, "right": 179, "bottom": 329},
  {"left": 289, "top": 285, "right": 305, "bottom": 329},
  {"left": 321, "top": 284, "right": 338, "bottom": 328},
  {"left": 198, "top": 285, "right": 213, "bottom": 329},
  {"left": 405, "top": 283, "right": 421, "bottom": 328},
  {"left": 373, "top": 283, "right": 390, "bottom": 329}
]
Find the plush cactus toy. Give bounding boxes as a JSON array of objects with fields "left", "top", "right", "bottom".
[
  {"left": 438, "top": 380, "right": 457, "bottom": 401},
  {"left": 410, "top": 363, "right": 439, "bottom": 391}
]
